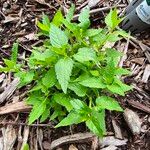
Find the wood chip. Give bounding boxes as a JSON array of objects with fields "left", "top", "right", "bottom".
[
  {"left": 43, "top": 141, "right": 51, "bottom": 150},
  {"left": 50, "top": 133, "right": 95, "bottom": 150},
  {"left": 88, "top": 0, "right": 101, "bottom": 8},
  {"left": 131, "top": 57, "right": 145, "bottom": 65},
  {"left": 2, "top": 125, "right": 17, "bottom": 150},
  {"left": 127, "top": 99, "right": 150, "bottom": 114},
  {"left": 2, "top": 16, "right": 20, "bottom": 24},
  {"left": 0, "top": 73, "right": 5, "bottom": 83},
  {"left": 69, "top": 144, "right": 78, "bottom": 150},
  {"left": 112, "top": 119, "right": 123, "bottom": 139},
  {"left": 123, "top": 108, "right": 142, "bottom": 134},
  {"left": 142, "top": 64, "right": 150, "bottom": 83},
  {"left": 0, "top": 78, "right": 20, "bottom": 104},
  {"left": 0, "top": 101, "right": 31, "bottom": 115},
  {"left": 101, "top": 145, "right": 117, "bottom": 150},
  {"left": 0, "top": 137, "right": 3, "bottom": 150},
  {"left": 99, "top": 136, "right": 127, "bottom": 147}
]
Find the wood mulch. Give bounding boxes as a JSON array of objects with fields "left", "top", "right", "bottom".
[{"left": 0, "top": 0, "right": 150, "bottom": 149}]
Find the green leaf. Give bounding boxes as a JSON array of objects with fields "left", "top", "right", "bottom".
[
  {"left": 55, "top": 58, "right": 74, "bottom": 93},
  {"left": 66, "top": 4, "right": 75, "bottom": 22},
  {"left": 68, "top": 82, "right": 87, "bottom": 97},
  {"left": 52, "top": 9, "right": 64, "bottom": 26},
  {"left": 87, "top": 109, "right": 106, "bottom": 136},
  {"left": 11, "top": 42, "right": 18, "bottom": 63},
  {"left": 78, "top": 7, "right": 90, "bottom": 28},
  {"left": 40, "top": 108, "right": 50, "bottom": 122},
  {"left": 55, "top": 111, "right": 86, "bottom": 128},
  {"left": 85, "top": 29, "right": 103, "bottom": 37},
  {"left": 73, "top": 47, "right": 97, "bottom": 63},
  {"left": 53, "top": 93, "right": 73, "bottom": 111},
  {"left": 50, "top": 24, "right": 68, "bottom": 48},
  {"left": 105, "top": 9, "right": 123, "bottom": 30},
  {"left": 107, "top": 83, "right": 125, "bottom": 96},
  {"left": 79, "top": 77, "right": 106, "bottom": 88},
  {"left": 42, "top": 68, "right": 56, "bottom": 88},
  {"left": 115, "top": 68, "right": 131, "bottom": 76},
  {"left": 28, "top": 101, "right": 46, "bottom": 124},
  {"left": 96, "top": 96, "right": 123, "bottom": 111}
]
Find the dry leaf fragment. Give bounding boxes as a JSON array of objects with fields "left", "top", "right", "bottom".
[
  {"left": 43, "top": 141, "right": 51, "bottom": 150},
  {"left": 99, "top": 136, "right": 127, "bottom": 147},
  {"left": 69, "top": 144, "right": 78, "bottom": 150},
  {"left": 123, "top": 108, "right": 142, "bottom": 134},
  {"left": 88, "top": 0, "right": 100, "bottom": 8}
]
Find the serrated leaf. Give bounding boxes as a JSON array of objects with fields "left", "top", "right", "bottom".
[
  {"left": 28, "top": 101, "right": 46, "bottom": 124},
  {"left": 68, "top": 82, "right": 87, "bottom": 97},
  {"left": 107, "top": 83, "right": 125, "bottom": 96},
  {"left": 78, "top": 7, "right": 90, "bottom": 28},
  {"left": 53, "top": 93, "right": 73, "bottom": 111},
  {"left": 86, "top": 109, "right": 106, "bottom": 136},
  {"left": 115, "top": 68, "right": 131, "bottom": 76},
  {"left": 55, "top": 58, "right": 74, "bottom": 93},
  {"left": 42, "top": 68, "right": 56, "bottom": 88},
  {"left": 85, "top": 29, "right": 103, "bottom": 37},
  {"left": 50, "top": 24, "right": 68, "bottom": 48},
  {"left": 11, "top": 42, "right": 18, "bottom": 64},
  {"left": 79, "top": 77, "right": 106, "bottom": 88},
  {"left": 66, "top": 4, "right": 75, "bottom": 22},
  {"left": 52, "top": 9, "right": 64, "bottom": 26},
  {"left": 96, "top": 96, "right": 123, "bottom": 111},
  {"left": 105, "top": 9, "right": 123, "bottom": 30},
  {"left": 40, "top": 108, "right": 50, "bottom": 122},
  {"left": 55, "top": 111, "right": 86, "bottom": 128},
  {"left": 73, "top": 47, "right": 97, "bottom": 63}
]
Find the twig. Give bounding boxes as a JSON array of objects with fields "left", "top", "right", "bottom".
[
  {"left": 0, "top": 121, "right": 54, "bottom": 127},
  {"left": 73, "top": 4, "right": 126, "bottom": 20}
]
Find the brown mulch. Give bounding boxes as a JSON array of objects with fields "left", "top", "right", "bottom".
[{"left": 0, "top": 0, "right": 150, "bottom": 150}]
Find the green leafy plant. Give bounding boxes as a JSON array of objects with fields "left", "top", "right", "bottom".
[{"left": 0, "top": 6, "right": 132, "bottom": 136}]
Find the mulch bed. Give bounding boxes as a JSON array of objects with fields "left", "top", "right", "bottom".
[{"left": 0, "top": 0, "right": 150, "bottom": 149}]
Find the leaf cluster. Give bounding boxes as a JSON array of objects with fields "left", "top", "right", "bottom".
[{"left": 0, "top": 7, "right": 132, "bottom": 136}]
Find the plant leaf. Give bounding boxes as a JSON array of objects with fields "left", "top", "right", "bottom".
[
  {"left": 68, "top": 82, "right": 87, "bottom": 97},
  {"left": 52, "top": 9, "right": 64, "bottom": 26},
  {"left": 96, "top": 96, "right": 123, "bottom": 111},
  {"left": 50, "top": 24, "right": 68, "bottom": 48},
  {"left": 79, "top": 77, "right": 106, "bottom": 88},
  {"left": 53, "top": 93, "right": 73, "bottom": 111},
  {"left": 73, "top": 47, "right": 97, "bottom": 62},
  {"left": 66, "top": 4, "right": 75, "bottom": 22},
  {"left": 55, "top": 58, "right": 74, "bottom": 93},
  {"left": 42, "top": 68, "right": 56, "bottom": 88},
  {"left": 28, "top": 101, "right": 46, "bottom": 124},
  {"left": 11, "top": 42, "right": 18, "bottom": 64},
  {"left": 55, "top": 111, "right": 86, "bottom": 128}
]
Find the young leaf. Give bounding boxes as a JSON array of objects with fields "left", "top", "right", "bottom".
[
  {"left": 79, "top": 77, "right": 106, "bottom": 88},
  {"left": 55, "top": 58, "right": 74, "bottom": 93},
  {"left": 73, "top": 47, "right": 97, "bottom": 63},
  {"left": 85, "top": 29, "right": 103, "bottom": 37},
  {"left": 42, "top": 68, "right": 56, "bottom": 88},
  {"left": 96, "top": 96, "right": 123, "bottom": 111},
  {"left": 53, "top": 93, "right": 73, "bottom": 111},
  {"left": 66, "top": 4, "right": 75, "bottom": 22},
  {"left": 55, "top": 111, "right": 86, "bottom": 128},
  {"left": 105, "top": 9, "right": 123, "bottom": 30},
  {"left": 68, "top": 82, "right": 87, "bottom": 97},
  {"left": 11, "top": 42, "right": 18, "bottom": 64},
  {"left": 50, "top": 24, "right": 68, "bottom": 48},
  {"left": 78, "top": 7, "right": 90, "bottom": 28},
  {"left": 52, "top": 9, "right": 64, "bottom": 26},
  {"left": 40, "top": 108, "right": 50, "bottom": 122},
  {"left": 28, "top": 101, "right": 46, "bottom": 124}
]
